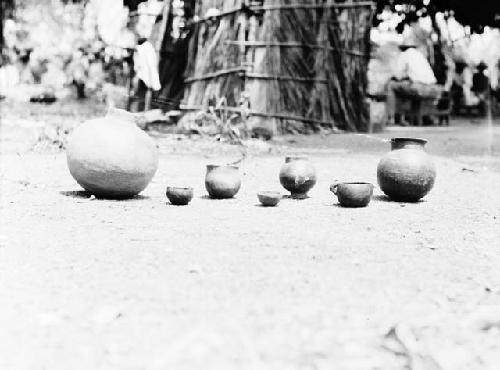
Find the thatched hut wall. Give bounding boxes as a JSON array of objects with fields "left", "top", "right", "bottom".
[{"left": 160, "top": 0, "right": 375, "bottom": 133}]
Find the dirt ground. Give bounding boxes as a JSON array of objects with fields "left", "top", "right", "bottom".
[{"left": 1, "top": 98, "right": 500, "bottom": 370}]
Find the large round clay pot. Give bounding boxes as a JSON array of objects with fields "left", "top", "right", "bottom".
[
  {"left": 205, "top": 164, "right": 241, "bottom": 199},
  {"left": 279, "top": 155, "right": 317, "bottom": 199},
  {"left": 66, "top": 110, "right": 159, "bottom": 199},
  {"left": 377, "top": 137, "right": 436, "bottom": 202}
]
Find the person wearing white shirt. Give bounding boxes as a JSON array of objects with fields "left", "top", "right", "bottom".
[
  {"left": 394, "top": 47, "right": 437, "bottom": 84},
  {"left": 386, "top": 35, "right": 441, "bottom": 125}
]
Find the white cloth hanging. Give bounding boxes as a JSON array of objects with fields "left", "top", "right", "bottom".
[{"left": 134, "top": 41, "right": 161, "bottom": 91}]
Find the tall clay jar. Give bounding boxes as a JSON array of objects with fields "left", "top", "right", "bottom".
[
  {"left": 279, "top": 155, "right": 317, "bottom": 199},
  {"left": 205, "top": 164, "right": 241, "bottom": 199},
  {"left": 377, "top": 138, "right": 436, "bottom": 202}
]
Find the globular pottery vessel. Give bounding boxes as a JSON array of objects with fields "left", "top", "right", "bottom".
[
  {"left": 377, "top": 138, "right": 436, "bottom": 202},
  {"left": 166, "top": 187, "right": 193, "bottom": 206},
  {"left": 66, "top": 108, "right": 158, "bottom": 199},
  {"left": 279, "top": 155, "right": 317, "bottom": 199},
  {"left": 205, "top": 164, "right": 241, "bottom": 199},
  {"left": 330, "top": 182, "right": 374, "bottom": 208},
  {"left": 257, "top": 191, "right": 281, "bottom": 207}
]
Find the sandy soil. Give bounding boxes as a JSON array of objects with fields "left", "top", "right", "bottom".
[{"left": 1, "top": 99, "right": 500, "bottom": 369}]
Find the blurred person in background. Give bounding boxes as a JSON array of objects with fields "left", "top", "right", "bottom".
[
  {"left": 451, "top": 59, "right": 479, "bottom": 112},
  {"left": 87, "top": 50, "right": 105, "bottom": 93},
  {"left": 16, "top": 47, "right": 34, "bottom": 83},
  {"left": 472, "top": 61, "right": 490, "bottom": 115},
  {"left": 405, "top": 11, "right": 434, "bottom": 65},
  {"left": 450, "top": 60, "right": 467, "bottom": 111},
  {"left": 386, "top": 34, "right": 440, "bottom": 126},
  {"left": 68, "top": 48, "right": 89, "bottom": 99}
]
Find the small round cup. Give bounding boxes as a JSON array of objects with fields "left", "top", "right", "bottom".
[
  {"left": 330, "top": 182, "right": 374, "bottom": 208},
  {"left": 166, "top": 187, "right": 194, "bottom": 206},
  {"left": 257, "top": 191, "right": 281, "bottom": 207}
]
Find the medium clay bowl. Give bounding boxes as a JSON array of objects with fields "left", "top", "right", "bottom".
[
  {"left": 330, "top": 182, "right": 374, "bottom": 208},
  {"left": 166, "top": 186, "right": 194, "bottom": 206},
  {"left": 205, "top": 164, "right": 241, "bottom": 199},
  {"left": 257, "top": 191, "right": 281, "bottom": 207},
  {"left": 279, "top": 155, "right": 317, "bottom": 199}
]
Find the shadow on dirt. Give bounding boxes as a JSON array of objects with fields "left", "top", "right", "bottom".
[
  {"left": 60, "top": 190, "right": 91, "bottom": 198},
  {"left": 198, "top": 195, "right": 240, "bottom": 201},
  {"left": 59, "top": 190, "right": 149, "bottom": 201},
  {"left": 372, "top": 194, "right": 426, "bottom": 204}
]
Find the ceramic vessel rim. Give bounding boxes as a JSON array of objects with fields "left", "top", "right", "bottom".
[
  {"left": 335, "top": 182, "right": 373, "bottom": 186},
  {"left": 257, "top": 191, "right": 281, "bottom": 197},
  {"left": 285, "top": 155, "right": 309, "bottom": 161},
  {"left": 206, "top": 164, "right": 239, "bottom": 170},
  {"left": 390, "top": 137, "right": 428, "bottom": 145},
  {"left": 167, "top": 186, "right": 193, "bottom": 192}
]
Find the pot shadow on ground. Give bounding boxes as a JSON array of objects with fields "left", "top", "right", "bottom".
[
  {"left": 59, "top": 190, "right": 150, "bottom": 201},
  {"left": 330, "top": 203, "right": 374, "bottom": 208},
  {"left": 282, "top": 195, "right": 311, "bottom": 200},
  {"left": 198, "top": 195, "right": 240, "bottom": 201},
  {"left": 372, "top": 194, "right": 425, "bottom": 204}
]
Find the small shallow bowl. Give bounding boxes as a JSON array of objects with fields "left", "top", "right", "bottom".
[
  {"left": 257, "top": 191, "right": 281, "bottom": 207},
  {"left": 330, "top": 182, "right": 374, "bottom": 208},
  {"left": 166, "top": 187, "right": 194, "bottom": 206}
]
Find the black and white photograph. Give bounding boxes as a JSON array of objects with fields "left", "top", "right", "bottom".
[{"left": 1, "top": 0, "right": 500, "bottom": 369}]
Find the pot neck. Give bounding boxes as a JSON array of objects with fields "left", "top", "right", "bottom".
[
  {"left": 285, "top": 155, "right": 309, "bottom": 163},
  {"left": 390, "top": 138, "right": 427, "bottom": 150},
  {"left": 206, "top": 164, "right": 239, "bottom": 171}
]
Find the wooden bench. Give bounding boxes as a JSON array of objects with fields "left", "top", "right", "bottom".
[
  {"left": 368, "top": 90, "right": 451, "bottom": 132},
  {"left": 396, "top": 93, "right": 451, "bottom": 126}
]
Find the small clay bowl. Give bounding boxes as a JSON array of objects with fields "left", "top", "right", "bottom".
[
  {"left": 330, "top": 182, "right": 374, "bottom": 208},
  {"left": 257, "top": 191, "right": 281, "bottom": 207},
  {"left": 166, "top": 187, "right": 194, "bottom": 206}
]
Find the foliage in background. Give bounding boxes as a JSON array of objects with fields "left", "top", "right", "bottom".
[
  {"left": 375, "top": 0, "right": 500, "bottom": 33},
  {"left": 124, "top": 0, "right": 500, "bottom": 33}
]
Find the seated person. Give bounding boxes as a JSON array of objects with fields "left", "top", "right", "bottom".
[{"left": 386, "top": 35, "right": 441, "bottom": 125}]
